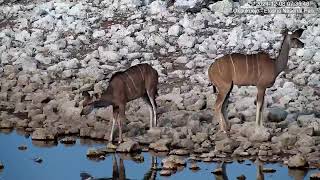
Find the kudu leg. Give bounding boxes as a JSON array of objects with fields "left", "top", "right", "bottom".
[
  {"left": 117, "top": 105, "right": 126, "bottom": 143},
  {"left": 147, "top": 90, "right": 157, "bottom": 127},
  {"left": 256, "top": 87, "right": 266, "bottom": 127},
  {"left": 143, "top": 95, "right": 154, "bottom": 129},
  {"left": 110, "top": 106, "right": 119, "bottom": 142},
  {"left": 215, "top": 85, "right": 232, "bottom": 132}
]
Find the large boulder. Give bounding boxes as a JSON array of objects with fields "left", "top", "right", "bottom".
[
  {"left": 267, "top": 107, "right": 288, "bottom": 122},
  {"left": 31, "top": 128, "right": 57, "bottom": 141},
  {"left": 271, "top": 132, "right": 297, "bottom": 148},
  {"left": 116, "top": 141, "right": 141, "bottom": 153},
  {"left": 0, "top": 120, "right": 14, "bottom": 129},
  {"left": 215, "top": 138, "right": 239, "bottom": 153},
  {"left": 209, "top": 0, "right": 233, "bottom": 15},
  {"left": 162, "top": 155, "right": 186, "bottom": 166},
  {"left": 240, "top": 123, "right": 271, "bottom": 142},
  {"left": 287, "top": 154, "right": 308, "bottom": 168},
  {"left": 168, "top": 25, "right": 182, "bottom": 36},
  {"left": 177, "top": 33, "right": 196, "bottom": 48},
  {"left": 149, "top": 139, "right": 172, "bottom": 152}
]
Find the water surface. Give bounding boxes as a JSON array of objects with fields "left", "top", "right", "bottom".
[{"left": 0, "top": 130, "right": 318, "bottom": 180}]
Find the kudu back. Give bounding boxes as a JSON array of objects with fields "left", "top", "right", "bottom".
[{"left": 81, "top": 63, "right": 159, "bottom": 143}]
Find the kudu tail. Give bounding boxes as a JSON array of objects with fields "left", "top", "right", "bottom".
[{"left": 208, "top": 64, "right": 217, "bottom": 93}]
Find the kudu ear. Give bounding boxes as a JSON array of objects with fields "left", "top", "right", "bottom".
[
  {"left": 280, "top": 29, "right": 289, "bottom": 36},
  {"left": 293, "top": 28, "right": 304, "bottom": 38},
  {"left": 82, "top": 91, "right": 91, "bottom": 98},
  {"left": 292, "top": 38, "right": 304, "bottom": 48}
]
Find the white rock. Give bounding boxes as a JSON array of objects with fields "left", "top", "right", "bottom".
[
  {"left": 15, "top": 30, "right": 30, "bottom": 42},
  {"left": 34, "top": 54, "right": 51, "bottom": 65},
  {"left": 92, "top": 30, "right": 106, "bottom": 39},
  {"left": 209, "top": 0, "right": 233, "bottom": 15},
  {"left": 174, "top": 0, "right": 204, "bottom": 9},
  {"left": 168, "top": 25, "right": 181, "bottom": 36},
  {"left": 98, "top": 48, "right": 121, "bottom": 62},
  {"left": 296, "top": 49, "right": 304, "bottom": 56},
  {"left": 120, "top": 0, "right": 142, "bottom": 8},
  {"left": 68, "top": 3, "right": 87, "bottom": 19},
  {"left": 174, "top": 56, "right": 188, "bottom": 64},
  {"left": 177, "top": 34, "right": 196, "bottom": 48},
  {"left": 185, "top": 61, "right": 194, "bottom": 69},
  {"left": 149, "top": 0, "right": 167, "bottom": 14},
  {"left": 14, "top": 54, "right": 37, "bottom": 72},
  {"left": 61, "top": 58, "right": 79, "bottom": 69}
]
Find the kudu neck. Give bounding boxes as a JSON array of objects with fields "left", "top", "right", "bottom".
[{"left": 276, "top": 35, "right": 291, "bottom": 75}]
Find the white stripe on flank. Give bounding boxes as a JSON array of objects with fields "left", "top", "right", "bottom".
[
  {"left": 257, "top": 54, "right": 260, "bottom": 77},
  {"left": 217, "top": 61, "right": 222, "bottom": 74},
  {"left": 124, "top": 72, "right": 138, "bottom": 91},
  {"left": 245, "top": 55, "right": 249, "bottom": 76},
  {"left": 137, "top": 65, "right": 144, "bottom": 81},
  {"left": 229, "top": 54, "right": 236, "bottom": 76}
]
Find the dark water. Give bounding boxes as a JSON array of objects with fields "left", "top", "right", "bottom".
[{"left": 0, "top": 130, "right": 318, "bottom": 180}]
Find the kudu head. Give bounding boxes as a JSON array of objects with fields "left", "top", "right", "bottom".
[
  {"left": 285, "top": 28, "right": 305, "bottom": 48},
  {"left": 80, "top": 91, "right": 96, "bottom": 115}
]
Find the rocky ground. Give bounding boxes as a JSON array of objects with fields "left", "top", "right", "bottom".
[{"left": 0, "top": 0, "right": 320, "bottom": 174}]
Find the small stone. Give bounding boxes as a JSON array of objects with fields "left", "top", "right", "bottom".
[
  {"left": 149, "top": 139, "right": 171, "bottom": 152},
  {"left": 18, "top": 145, "right": 27, "bottom": 150},
  {"left": 34, "top": 157, "right": 43, "bottom": 163},
  {"left": 0, "top": 161, "right": 4, "bottom": 169},
  {"left": 160, "top": 169, "right": 172, "bottom": 176},
  {"left": 116, "top": 140, "right": 141, "bottom": 153},
  {"left": 60, "top": 137, "right": 76, "bottom": 144},
  {"left": 189, "top": 162, "right": 200, "bottom": 170},
  {"left": 212, "top": 167, "right": 223, "bottom": 175},
  {"left": 162, "top": 155, "right": 186, "bottom": 166},
  {"left": 86, "top": 148, "right": 105, "bottom": 158},
  {"left": 267, "top": 107, "right": 288, "bottom": 122},
  {"left": 169, "top": 149, "right": 189, "bottom": 156},
  {"left": 262, "top": 168, "right": 276, "bottom": 173},
  {"left": 106, "top": 143, "right": 117, "bottom": 149},
  {"left": 237, "top": 174, "right": 246, "bottom": 180},
  {"left": 203, "top": 157, "right": 213, "bottom": 162},
  {"left": 162, "top": 161, "right": 177, "bottom": 170}
]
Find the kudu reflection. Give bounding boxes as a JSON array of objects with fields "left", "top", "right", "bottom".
[{"left": 80, "top": 154, "right": 158, "bottom": 180}]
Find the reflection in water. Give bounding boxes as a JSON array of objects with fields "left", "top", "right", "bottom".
[
  {"left": 0, "top": 132, "right": 318, "bottom": 180},
  {"left": 288, "top": 168, "right": 308, "bottom": 180},
  {"left": 143, "top": 156, "right": 158, "bottom": 180},
  {"left": 81, "top": 154, "right": 158, "bottom": 180},
  {"left": 214, "top": 161, "right": 266, "bottom": 180},
  {"left": 32, "top": 140, "right": 58, "bottom": 148},
  {"left": 214, "top": 162, "right": 229, "bottom": 180},
  {"left": 256, "top": 161, "right": 265, "bottom": 180}
]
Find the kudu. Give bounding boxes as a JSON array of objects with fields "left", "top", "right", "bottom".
[
  {"left": 208, "top": 29, "right": 305, "bottom": 132},
  {"left": 81, "top": 63, "right": 159, "bottom": 143}
]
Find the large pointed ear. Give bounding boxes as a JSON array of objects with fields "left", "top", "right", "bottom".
[
  {"left": 82, "top": 91, "right": 90, "bottom": 98},
  {"left": 82, "top": 91, "right": 92, "bottom": 105},
  {"left": 293, "top": 28, "right": 304, "bottom": 38},
  {"left": 280, "top": 28, "right": 289, "bottom": 36}
]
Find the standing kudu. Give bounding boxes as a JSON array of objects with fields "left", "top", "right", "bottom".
[
  {"left": 208, "top": 29, "right": 305, "bottom": 132},
  {"left": 81, "top": 63, "right": 159, "bottom": 143}
]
